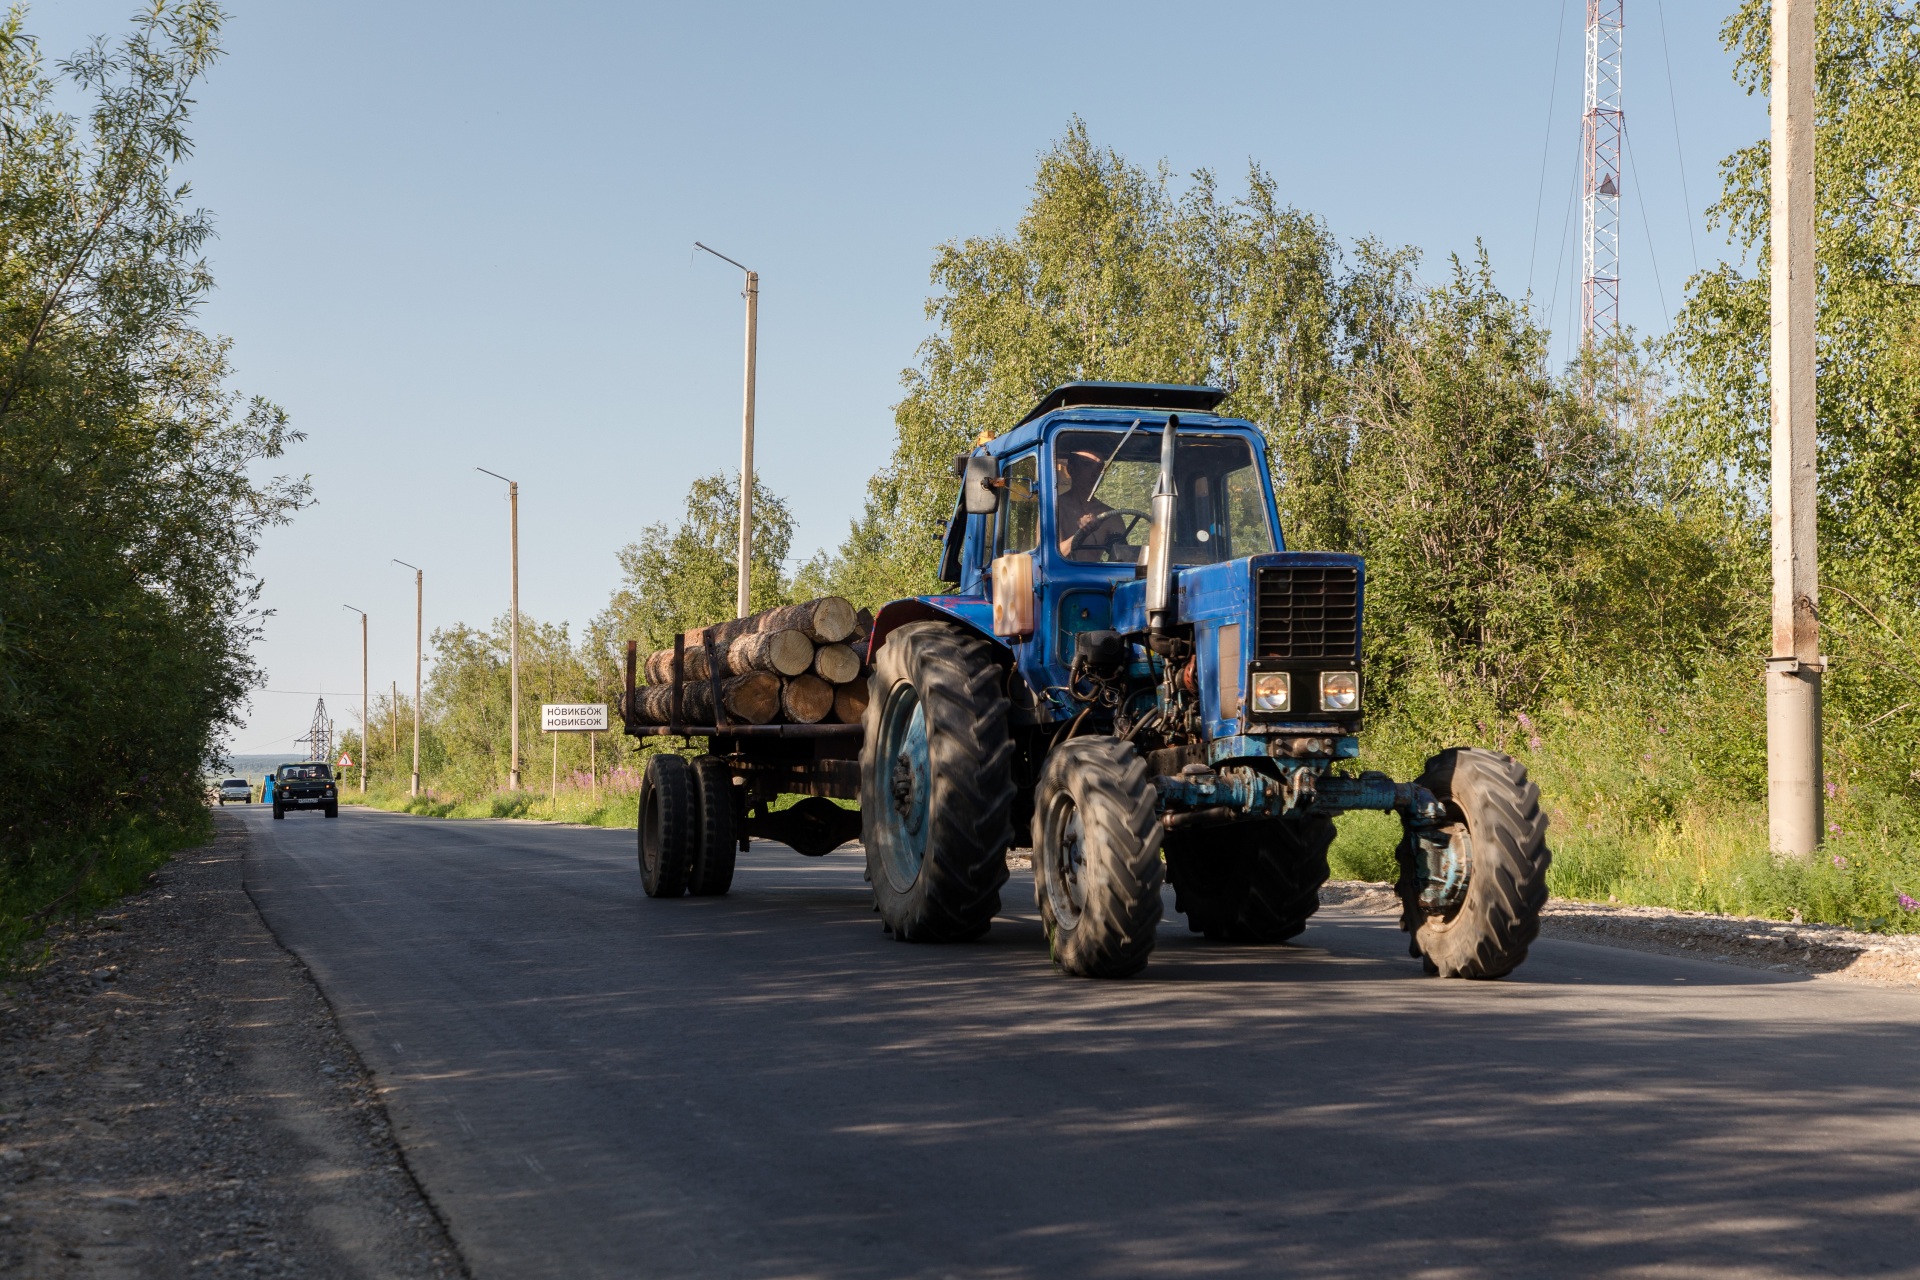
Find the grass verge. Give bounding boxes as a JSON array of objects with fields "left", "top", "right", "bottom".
[{"left": 1, "top": 811, "right": 211, "bottom": 973}]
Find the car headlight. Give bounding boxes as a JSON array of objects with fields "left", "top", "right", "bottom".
[
  {"left": 1250, "top": 671, "right": 1290, "bottom": 713},
  {"left": 1320, "top": 671, "right": 1360, "bottom": 711}
]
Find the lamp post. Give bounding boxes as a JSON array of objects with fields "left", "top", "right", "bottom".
[
  {"left": 477, "top": 468, "right": 522, "bottom": 790},
  {"left": 343, "top": 606, "right": 368, "bottom": 794},
  {"left": 694, "top": 241, "right": 758, "bottom": 619},
  {"left": 393, "top": 560, "right": 423, "bottom": 797}
]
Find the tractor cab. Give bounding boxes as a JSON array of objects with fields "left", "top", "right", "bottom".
[{"left": 925, "top": 383, "right": 1363, "bottom": 766}]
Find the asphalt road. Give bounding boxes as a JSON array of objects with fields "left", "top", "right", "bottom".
[{"left": 237, "top": 805, "right": 1920, "bottom": 1279}]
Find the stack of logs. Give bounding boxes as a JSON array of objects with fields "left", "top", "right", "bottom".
[{"left": 631, "top": 596, "right": 873, "bottom": 727}]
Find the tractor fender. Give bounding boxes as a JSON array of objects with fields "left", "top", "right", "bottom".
[{"left": 866, "top": 596, "right": 1011, "bottom": 666}]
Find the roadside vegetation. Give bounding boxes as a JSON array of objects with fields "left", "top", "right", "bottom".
[
  {"left": 356, "top": 3, "right": 1918, "bottom": 933},
  {"left": 0, "top": 4, "right": 306, "bottom": 966}
]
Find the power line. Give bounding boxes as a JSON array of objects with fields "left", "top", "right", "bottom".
[
  {"left": 1528, "top": 0, "right": 1575, "bottom": 301},
  {"left": 1625, "top": 129, "right": 1671, "bottom": 322},
  {"left": 1654, "top": 0, "right": 1700, "bottom": 273},
  {"left": 1546, "top": 163, "right": 1581, "bottom": 361}
]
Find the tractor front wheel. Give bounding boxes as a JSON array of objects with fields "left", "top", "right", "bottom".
[
  {"left": 1033, "top": 738, "right": 1163, "bottom": 978},
  {"left": 1397, "top": 748, "right": 1551, "bottom": 979},
  {"left": 859, "top": 622, "right": 1014, "bottom": 942}
]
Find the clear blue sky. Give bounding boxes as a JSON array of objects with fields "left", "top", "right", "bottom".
[{"left": 34, "top": 1, "right": 1765, "bottom": 757}]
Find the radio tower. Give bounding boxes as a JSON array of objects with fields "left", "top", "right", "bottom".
[{"left": 1581, "top": 0, "right": 1624, "bottom": 351}]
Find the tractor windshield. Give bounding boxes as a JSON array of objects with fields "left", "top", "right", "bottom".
[{"left": 1053, "top": 429, "right": 1275, "bottom": 565}]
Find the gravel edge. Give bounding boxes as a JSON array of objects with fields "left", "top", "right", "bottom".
[
  {"left": 1319, "top": 879, "right": 1920, "bottom": 988},
  {"left": 0, "top": 811, "right": 468, "bottom": 1277}
]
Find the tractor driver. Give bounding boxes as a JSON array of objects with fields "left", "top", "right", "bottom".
[{"left": 1055, "top": 448, "right": 1132, "bottom": 562}]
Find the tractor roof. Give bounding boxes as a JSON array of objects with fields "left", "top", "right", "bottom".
[{"left": 1016, "top": 382, "right": 1227, "bottom": 426}]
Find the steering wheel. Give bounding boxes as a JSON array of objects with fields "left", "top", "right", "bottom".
[{"left": 1073, "top": 508, "right": 1151, "bottom": 561}]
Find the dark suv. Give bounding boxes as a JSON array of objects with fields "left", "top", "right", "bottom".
[{"left": 273, "top": 762, "right": 338, "bottom": 819}]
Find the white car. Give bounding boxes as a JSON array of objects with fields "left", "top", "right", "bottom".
[{"left": 216, "top": 778, "right": 253, "bottom": 805}]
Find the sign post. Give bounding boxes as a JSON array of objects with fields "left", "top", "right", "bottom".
[{"left": 541, "top": 705, "right": 609, "bottom": 804}]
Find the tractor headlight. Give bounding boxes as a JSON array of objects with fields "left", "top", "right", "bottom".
[
  {"left": 1320, "top": 671, "right": 1360, "bottom": 712},
  {"left": 1251, "top": 672, "right": 1290, "bottom": 713}
]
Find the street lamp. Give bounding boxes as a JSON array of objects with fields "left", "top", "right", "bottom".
[
  {"left": 392, "top": 560, "right": 423, "bottom": 797},
  {"left": 694, "top": 240, "right": 759, "bottom": 619},
  {"left": 476, "top": 467, "right": 523, "bottom": 790},
  {"left": 343, "top": 605, "right": 368, "bottom": 794}
]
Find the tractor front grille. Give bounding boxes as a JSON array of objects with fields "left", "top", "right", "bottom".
[{"left": 1254, "top": 565, "right": 1359, "bottom": 659}]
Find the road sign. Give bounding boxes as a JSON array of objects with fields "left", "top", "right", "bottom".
[
  {"left": 338, "top": 752, "right": 354, "bottom": 767},
  {"left": 542, "top": 703, "right": 608, "bottom": 732}
]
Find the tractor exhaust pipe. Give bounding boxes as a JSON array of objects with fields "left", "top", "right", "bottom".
[{"left": 1145, "top": 413, "right": 1179, "bottom": 646}]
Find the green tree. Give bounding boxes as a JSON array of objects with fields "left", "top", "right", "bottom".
[
  {"left": 0, "top": 4, "right": 304, "bottom": 893},
  {"left": 596, "top": 471, "right": 795, "bottom": 655},
  {"left": 1667, "top": 0, "right": 1920, "bottom": 591},
  {"left": 812, "top": 123, "right": 1740, "bottom": 712},
  {"left": 1663, "top": 0, "right": 1920, "bottom": 803},
  {"left": 811, "top": 122, "right": 1381, "bottom": 606}
]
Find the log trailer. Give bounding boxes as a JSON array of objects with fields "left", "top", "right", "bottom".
[{"left": 623, "top": 382, "right": 1551, "bottom": 978}]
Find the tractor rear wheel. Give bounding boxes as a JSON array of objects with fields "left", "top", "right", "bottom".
[
  {"left": 1396, "top": 748, "right": 1551, "bottom": 979},
  {"left": 687, "top": 756, "right": 738, "bottom": 897},
  {"left": 639, "top": 754, "right": 694, "bottom": 898},
  {"left": 859, "top": 621, "right": 1013, "bottom": 943},
  {"left": 1165, "top": 816, "right": 1333, "bottom": 943},
  {"left": 1033, "top": 738, "right": 1163, "bottom": 978}
]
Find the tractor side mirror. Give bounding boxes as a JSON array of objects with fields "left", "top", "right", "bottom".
[{"left": 961, "top": 455, "right": 1000, "bottom": 516}]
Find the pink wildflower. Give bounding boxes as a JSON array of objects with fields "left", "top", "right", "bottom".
[
  {"left": 1832, "top": 855, "right": 1848, "bottom": 870},
  {"left": 1900, "top": 893, "right": 1920, "bottom": 913}
]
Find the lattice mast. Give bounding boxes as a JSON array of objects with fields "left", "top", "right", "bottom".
[
  {"left": 298, "top": 697, "right": 333, "bottom": 763},
  {"left": 1581, "top": 0, "right": 1624, "bottom": 350}
]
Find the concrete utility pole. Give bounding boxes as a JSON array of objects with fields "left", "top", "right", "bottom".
[
  {"left": 694, "top": 241, "right": 759, "bottom": 619},
  {"left": 1767, "top": 0, "right": 1823, "bottom": 856},
  {"left": 344, "top": 606, "right": 368, "bottom": 794},
  {"left": 477, "top": 468, "right": 523, "bottom": 790},
  {"left": 391, "top": 679, "right": 398, "bottom": 764},
  {"left": 394, "top": 560, "right": 424, "bottom": 797}
]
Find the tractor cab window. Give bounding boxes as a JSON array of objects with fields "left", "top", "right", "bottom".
[
  {"left": 1053, "top": 429, "right": 1276, "bottom": 565},
  {"left": 1000, "top": 453, "right": 1040, "bottom": 553}
]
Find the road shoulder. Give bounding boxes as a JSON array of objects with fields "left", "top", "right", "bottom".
[{"left": 0, "top": 810, "right": 465, "bottom": 1277}]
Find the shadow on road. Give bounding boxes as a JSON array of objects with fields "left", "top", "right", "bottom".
[{"left": 246, "top": 808, "right": 1920, "bottom": 1279}]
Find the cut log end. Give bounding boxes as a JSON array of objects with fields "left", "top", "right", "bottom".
[
  {"left": 812, "top": 643, "right": 861, "bottom": 685},
  {"left": 781, "top": 674, "right": 835, "bottom": 724},
  {"left": 832, "top": 679, "right": 870, "bottom": 725}
]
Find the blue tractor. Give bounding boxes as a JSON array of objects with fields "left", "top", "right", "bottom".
[{"left": 624, "top": 382, "right": 1551, "bottom": 979}]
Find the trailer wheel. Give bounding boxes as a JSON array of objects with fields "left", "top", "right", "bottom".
[
  {"left": 1397, "top": 748, "right": 1551, "bottom": 979},
  {"left": 272, "top": 804, "right": 284, "bottom": 820},
  {"left": 687, "top": 756, "right": 738, "bottom": 897},
  {"left": 860, "top": 621, "right": 1013, "bottom": 942},
  {"left": 1166, "top": 816, "right": 1333, "bottom": 943},
  {"left": 639, "top": 754, "right": 694, "bottom": 898},
  {"left": 1033, "top": 738, "right": 1163, "bottom": 978}
]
